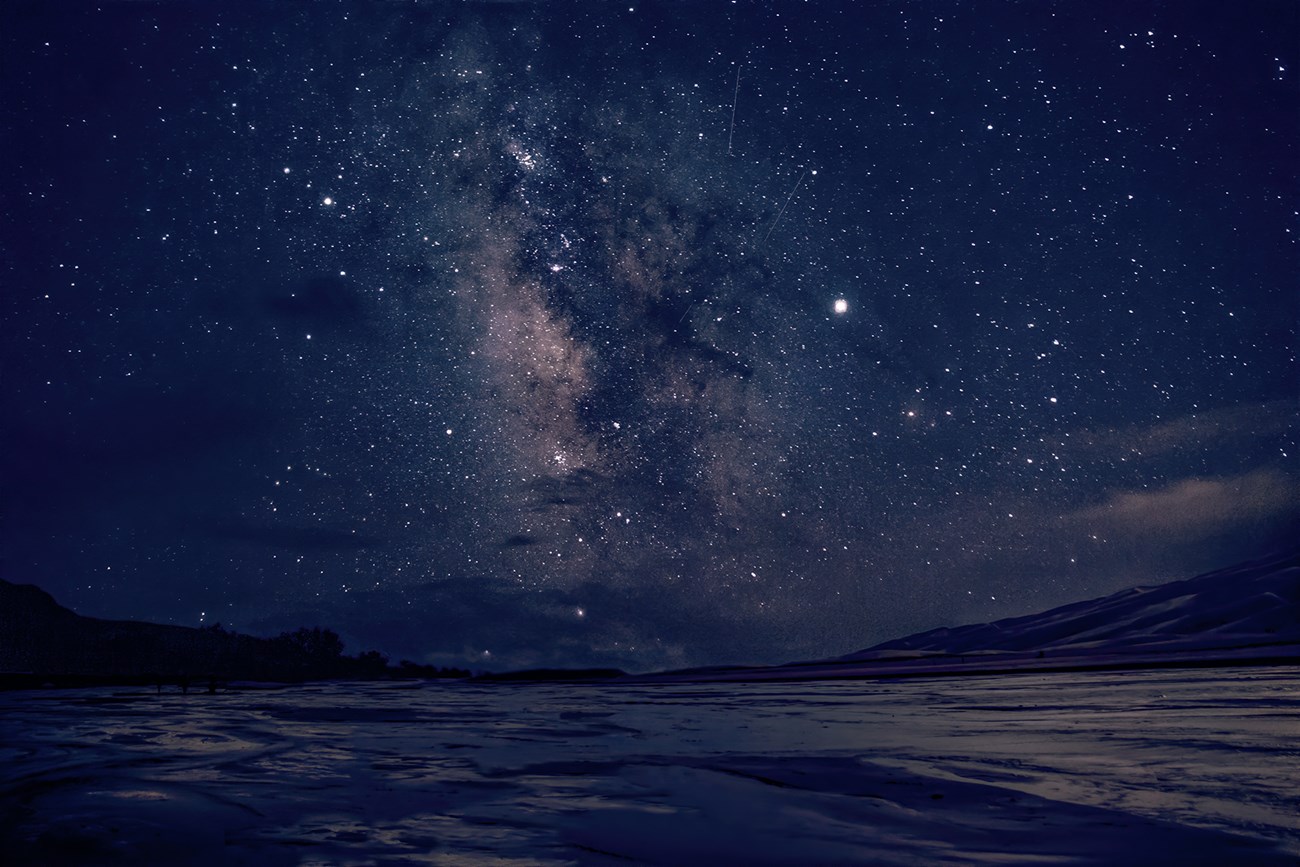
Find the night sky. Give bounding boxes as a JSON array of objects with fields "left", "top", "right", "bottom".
[{"left": 4, "top": 1, "right": 1296, "bottom": 672}]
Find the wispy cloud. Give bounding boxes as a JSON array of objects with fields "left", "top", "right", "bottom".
[
  {"left": 1055, "top": 399, "right": 1296, "bottom": 458},
  {"left": 1066, "top": 469, "right": 1297, "bottom": 540}
]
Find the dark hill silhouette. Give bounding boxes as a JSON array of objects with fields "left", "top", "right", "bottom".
[{"left": 0, "top": 579, "right": 468, "bottom": 688}]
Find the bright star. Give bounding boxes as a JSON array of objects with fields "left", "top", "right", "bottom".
[{"left": 833, "top": 299, "right": 848, "bottom": 314}]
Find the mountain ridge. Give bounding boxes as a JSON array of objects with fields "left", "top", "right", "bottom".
[
  {"left": 842, "top": 548, "right": 1300, "bottom": 657},
  {"left": 629, "top": 549, "right": 1300, "bottom": 683},
  {"left": 849, "top": 549, "right": 1299, "bottom": 659},
  {"left": 4, "top": 549, "right": 1297, "bottom": 686}
]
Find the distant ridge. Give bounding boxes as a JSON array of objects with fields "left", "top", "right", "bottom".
[
  {"left": 849, "top": 549, "right": 1300, "bottom": 659},
  {"left": 631, "top": 550, "right": 1300, "bottom": 684}
]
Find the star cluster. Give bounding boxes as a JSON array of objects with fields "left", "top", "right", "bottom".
[{"left": 3, "top": 2, "right": 1296, "bottom": 671}]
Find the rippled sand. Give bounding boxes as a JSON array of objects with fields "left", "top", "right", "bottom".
[{"left": 2, "top": 669, "right": 1296, "bottom": 864}]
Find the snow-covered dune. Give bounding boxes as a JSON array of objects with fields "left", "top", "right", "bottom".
[
  {"left": 636, "top": 550, "right": 1299, "bottom": 684},
  {"left": 853, "top": 549, "right": 1299, "bottom": 659}
]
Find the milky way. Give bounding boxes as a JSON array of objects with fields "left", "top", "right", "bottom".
[{"left": 3, "top": 2, "right": 1296, "bottom": 671}]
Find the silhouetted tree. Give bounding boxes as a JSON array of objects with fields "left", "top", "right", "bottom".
[
  {"left": 276, "top": 626, "right": 345, "bottom": 660},
  {"left": 355, "top": 649, "right": 389, "bottom": 676},
  {"left": 395, "top": 659, "right": 469, "bottom": 679}
]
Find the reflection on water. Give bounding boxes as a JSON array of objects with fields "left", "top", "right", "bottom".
[{"left": 1, "top": 670, "right": 1296, "bottom": 865}]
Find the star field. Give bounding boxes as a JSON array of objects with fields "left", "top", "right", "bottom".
[{"left": 3, "top": 2, "right": 1296, "bottom": 671}]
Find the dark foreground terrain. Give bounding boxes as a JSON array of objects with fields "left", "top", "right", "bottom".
[{"left": 1, "top": 670, "right": 1296, "bottom": 865}]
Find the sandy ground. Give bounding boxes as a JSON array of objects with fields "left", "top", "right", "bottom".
[{"left": 1, "top": 668, "right": 1296, "bottom": 865}]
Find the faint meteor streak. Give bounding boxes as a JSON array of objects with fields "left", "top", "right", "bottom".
[
  {"left": 762, "top": 169, "right": 808, "bottom": 244},
  {"left": 727, "top": 63, "right": 742, "bottom": 156}
]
